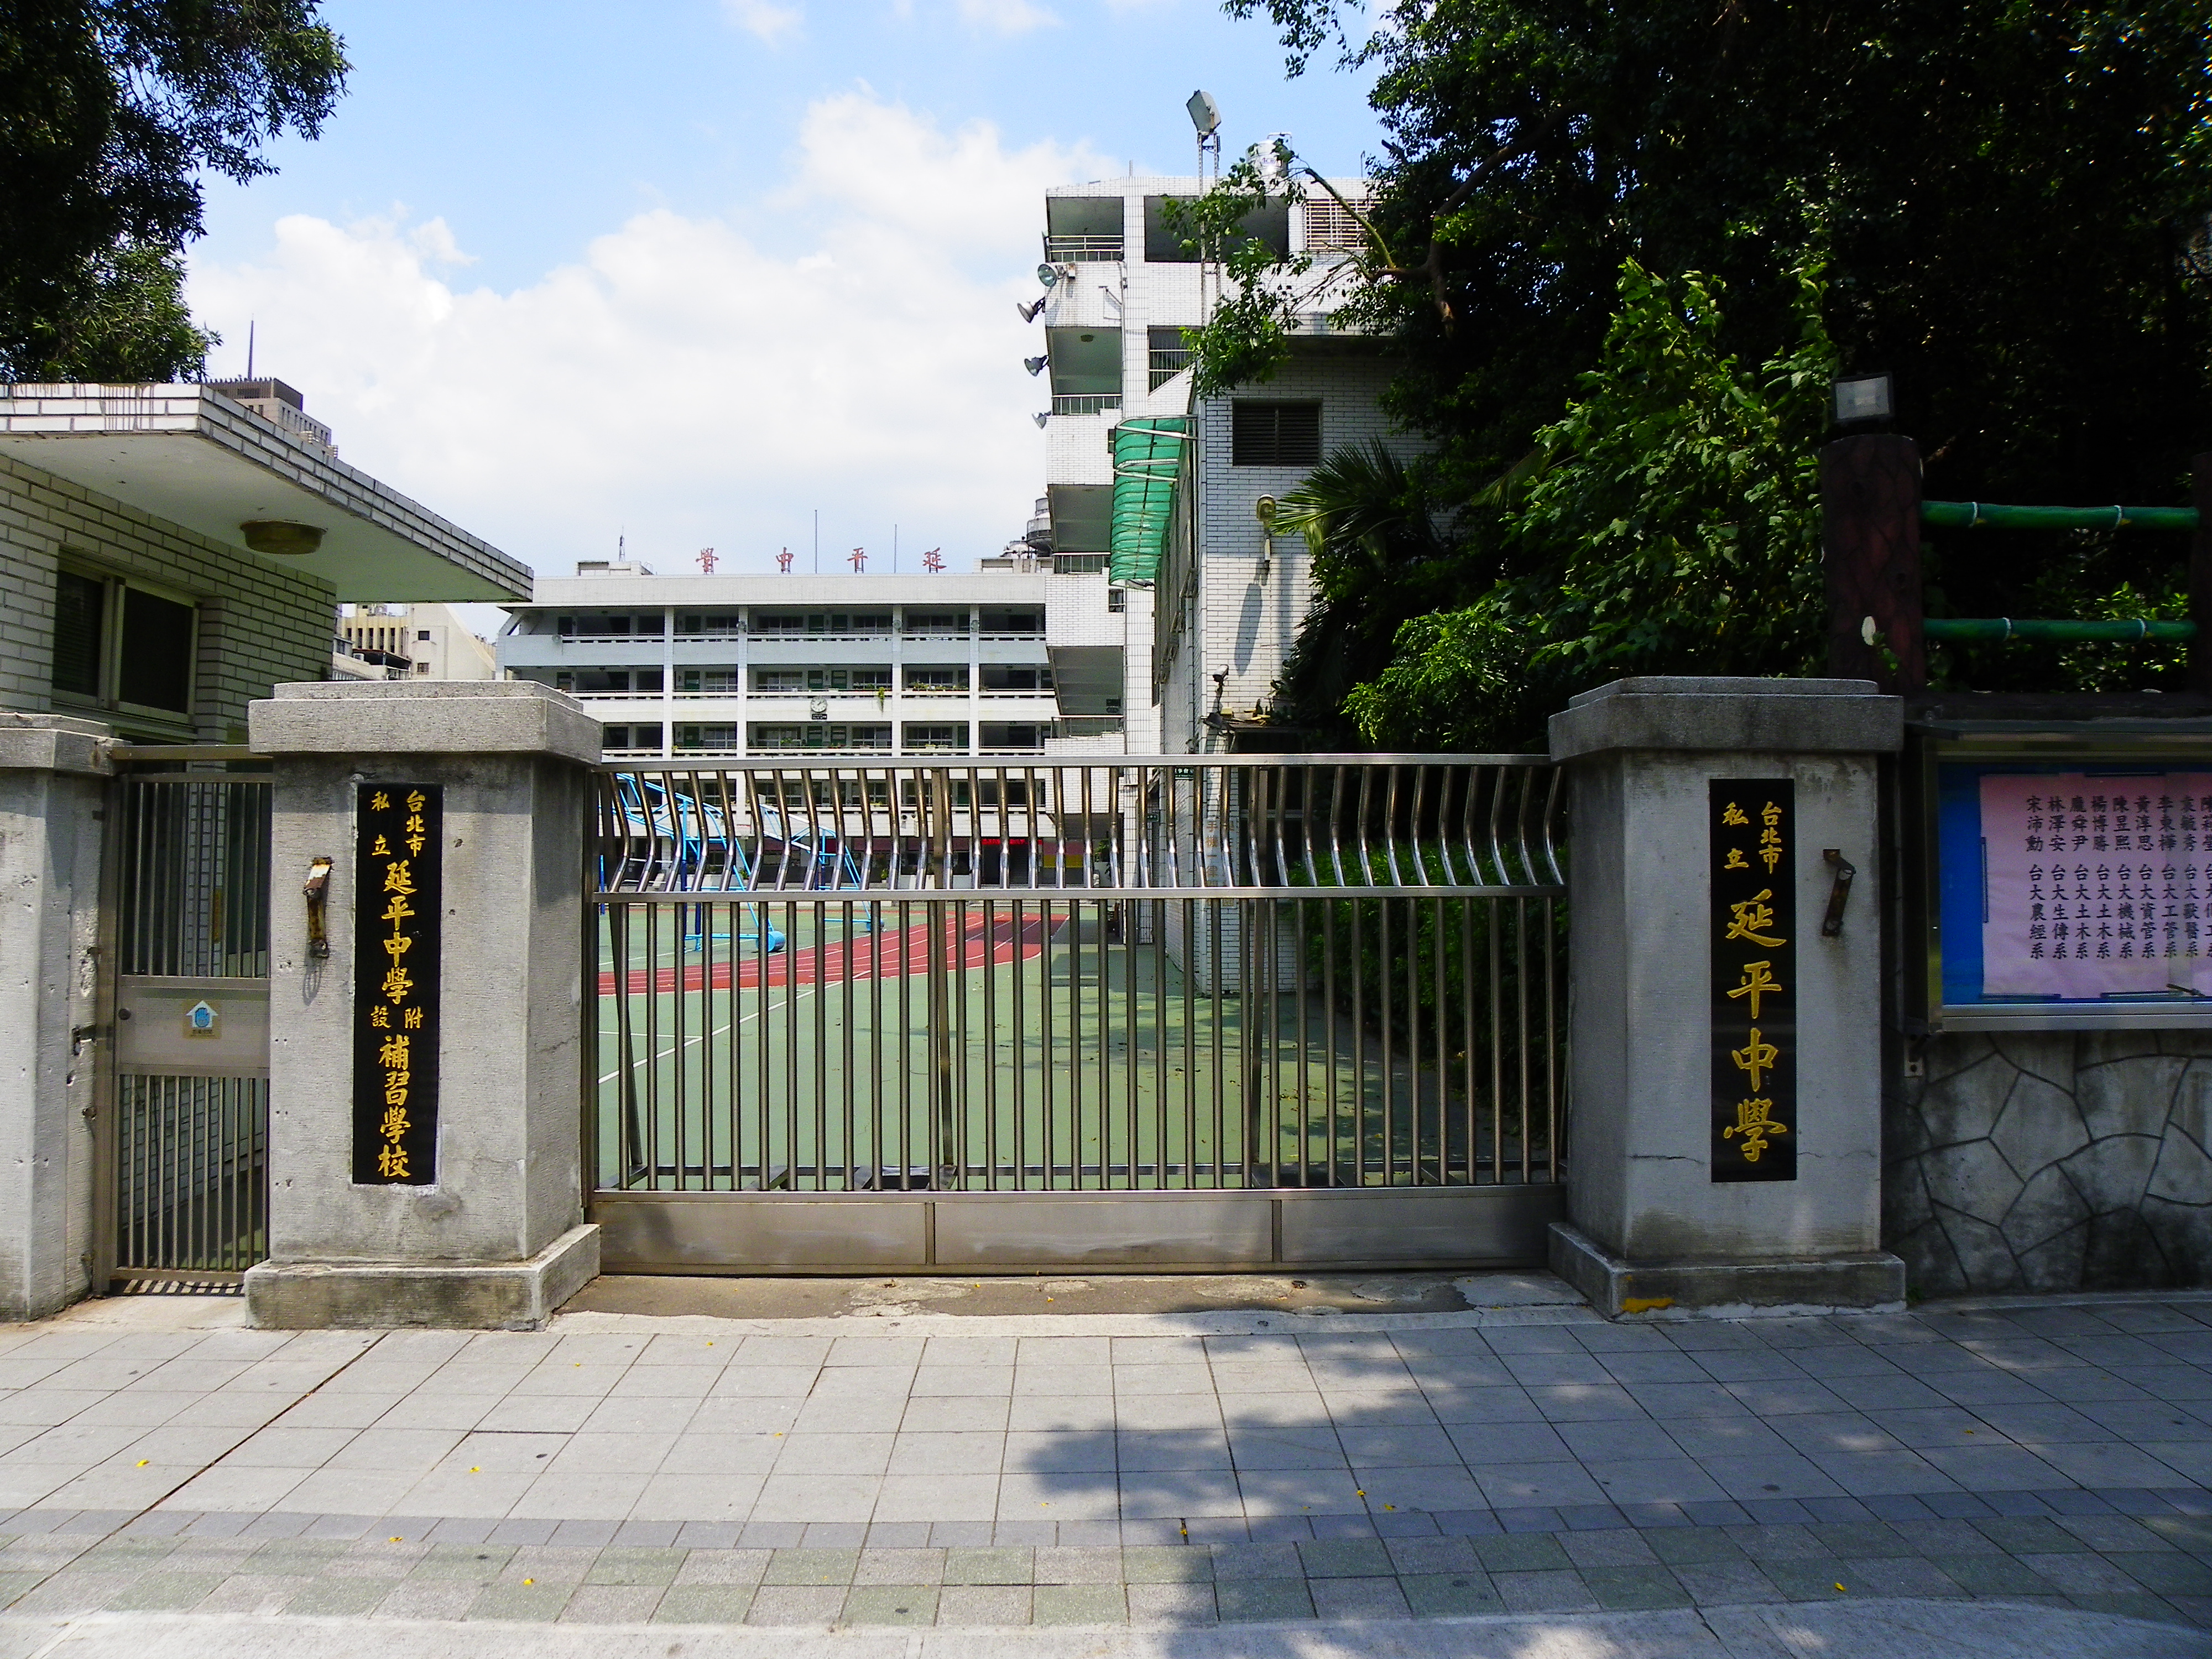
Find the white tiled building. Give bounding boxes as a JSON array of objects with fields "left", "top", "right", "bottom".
[
  {"left": 1026, "top": 174, "right": 1412, "bottom": 755},
  {"left": 496, "top": 566, "right": 1128, "bottom": 759}
]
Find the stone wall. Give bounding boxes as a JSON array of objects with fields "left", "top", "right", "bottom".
[{"left": 1884, "top": 1031, "right": 2212, "bottom": 1295}]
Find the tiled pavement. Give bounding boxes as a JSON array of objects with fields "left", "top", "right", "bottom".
[{"left": 6, "top": 1291, "right": 2212, "bottom": 1632}]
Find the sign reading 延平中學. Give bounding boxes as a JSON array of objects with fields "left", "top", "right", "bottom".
[
  {"left": 1710, "top": 780, "right": 1796, "bottom": 1182},
  {"left": 353, "top": 784, "right": 442, "bottom": 1185},
  {"left": 1979, "top": 773, "right": 2212, "bottom": 1000}
]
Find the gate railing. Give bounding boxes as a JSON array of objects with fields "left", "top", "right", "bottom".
[
  {"left": 101, "top": 749, "right": 273, "bottom": 1285},
  {"left": 587, "top": 757, "right": 1565, "bottom": 1198}
]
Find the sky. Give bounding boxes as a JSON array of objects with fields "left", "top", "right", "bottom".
[{"left": 183, "top": 0, "right": 1382, "bottom": 610}]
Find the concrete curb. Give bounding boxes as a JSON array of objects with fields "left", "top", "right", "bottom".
[{"left": 3, "top": 1599, "right": 2204, "bottom": 1658}]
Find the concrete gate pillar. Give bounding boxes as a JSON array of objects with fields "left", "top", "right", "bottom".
[
  {"left": 242, "top": 682, "right": 601, "bottom": 1329},
  {"left": 0, "top": 715, "right": 111, "bottom": 1322},
  {"left": 1547, "top": 677, "right": 1908, "bottom": 1317}
]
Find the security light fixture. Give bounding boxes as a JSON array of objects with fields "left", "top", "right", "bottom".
[
  {"left": 1033, "top": 413, "right": 1050, "bottom": 429},
  {"left": 1024, "top": 356, "right": 1047, "bottom": 376},
  {"left": 1015, "top": 298, "right": 1046, "bottom": 323},
  {"left": 1187, "top": 90, "right": 1222, "bottom": 137},
  {"left": 1036, "top": 263, "right": 1060, "bottom": 288},
  {"left": 1832, "top": 373, "right": 1894, "bottom": 430}
]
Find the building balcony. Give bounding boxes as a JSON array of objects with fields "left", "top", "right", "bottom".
[
  {"left": 1044, "top": 233, "right": 1123, "bottom": 263},
  {"left": 1051, "top": 393, "right": 1121, "bottom": 417}
]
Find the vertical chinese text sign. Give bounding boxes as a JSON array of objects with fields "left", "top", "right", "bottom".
[
  {"left": 353, "top": 784, "right": 442, "bottom": 1185},
  {"left": 1710, "top": 781, "right": 1797, "bottom": 1182}
]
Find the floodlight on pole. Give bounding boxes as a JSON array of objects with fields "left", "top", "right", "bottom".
[{"left": 1186, "top": 90, "right": 1222, "bottom": 137}]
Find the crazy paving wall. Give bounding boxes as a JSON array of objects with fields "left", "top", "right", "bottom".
[{"left": 1885, "top": 1031, "right": 2212, "bottom": 1295}]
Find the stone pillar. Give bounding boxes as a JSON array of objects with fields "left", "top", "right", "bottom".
[
  {"left": 242, "top": 682, "right": 601, "bottom": 1329},
  {"left": 1548, "top": 677, "right": 1908, "bottom": 1317},
  {"left": 0, "top": 715, "right": 111, "bottom": 1321}
]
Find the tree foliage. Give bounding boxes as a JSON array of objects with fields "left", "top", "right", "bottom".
[
  {"left": 0, "top": 0, "right": 347, "bottom": 380},
  {"left": 1344, "top": 252, "right": 1834, "bottom": 749},
  {"left": 1200, "top": 0, "right": 2212, "bottom": 728}
]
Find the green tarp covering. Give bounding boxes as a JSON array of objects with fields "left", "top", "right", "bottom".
[{"left": 1109, "top": 416, "right": 1188, "bottom": 585}]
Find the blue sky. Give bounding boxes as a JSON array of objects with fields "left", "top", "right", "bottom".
[{"left": 185, "top": 0, "right": 1381, "bottom": 597}]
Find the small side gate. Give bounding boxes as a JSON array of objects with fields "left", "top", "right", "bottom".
[
  {"left": 586, "top": 755, "right": 1568, "bottom": 1272},
  {"left": 95, "top": 748, "right": 274, "bottom": 1289}
]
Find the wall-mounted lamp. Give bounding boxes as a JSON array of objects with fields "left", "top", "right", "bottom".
[
  {"left": 1015, "top": 298, "right": 1046, "bottom": 323},
  {"left": 1032, "top": 413, "right": 1050, "bottom": 429},
  {"left": 1024, "top": 356, "right": 1047, "bottom": 377},
  {"left": 1254, "top": 495, "right": 1277, "bottom": 580},
  {"left": 241, "top": 519, "right": 325, "bottom": 556},
  {"left": 1036, "top": 264, "right": 1060, "bottom": 288}
]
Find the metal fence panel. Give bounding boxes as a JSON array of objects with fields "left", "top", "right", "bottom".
[{"left": 588, "top": 759, "right": 1564, "bottom": 1206}]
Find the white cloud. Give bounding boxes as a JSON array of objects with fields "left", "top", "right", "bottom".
[
  {"left": 954, "top": 0, "right": 1058, "bottom": 35},
  {"left": 187, "top": 94, "right": 1109, "bottom": 584},
  {"left": 723, "top": 0, "right": 803, "bottom": 43}
]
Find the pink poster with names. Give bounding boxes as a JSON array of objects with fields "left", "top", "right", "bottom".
[{"left": 1980, "top": 773, "right": 2212, "bottom": 999}]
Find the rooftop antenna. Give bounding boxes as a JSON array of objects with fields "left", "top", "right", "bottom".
[
  {"left": 812, "top": 508, "right": 819, "bottom": 575},
  {"left": 246, "top": 319, "right": 255, "bottom": 379},
  {"left": 893, "top": 524, "right": 899, "bottom": 573}
]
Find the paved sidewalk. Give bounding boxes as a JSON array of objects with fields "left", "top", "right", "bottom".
[{"left": 4, "top": 1283, "right": 2212, "bottom": 1646}]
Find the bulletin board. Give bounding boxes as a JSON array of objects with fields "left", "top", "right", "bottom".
[{"left": 1917, "top": 735, "right": 2212, "bottom": 1029}]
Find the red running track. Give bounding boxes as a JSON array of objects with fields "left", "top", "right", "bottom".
[{"left": 599, "top": 910, "right": 1062, "bottom": 995}]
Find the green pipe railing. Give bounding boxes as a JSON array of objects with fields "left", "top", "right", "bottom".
[
  {"left": 1923, "top": 500, "right": 2200, "bottom": 533},
  {"left": 1923, "top": 618, "right": 2196, "bottom": 644}
]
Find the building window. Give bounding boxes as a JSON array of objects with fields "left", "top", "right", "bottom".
[
  {"left": 415, "top": 662, "right": 430, "bottom": 674},
  {"left": 51, "top": 566, "right": 196, "bottom": 722},
  {"left": 1232, "top": 401, "right": 1321, "bottom": 467},
  {"left": 417, "top": 629, "right": 432, "bottom": 641},
  {"left": 1108, "top": 587, "right": 1127, "bottom": 613}
]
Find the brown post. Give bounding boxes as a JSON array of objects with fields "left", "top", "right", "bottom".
[
  {"left": 2190, "top": 453, "right": 2212, "bottom": 697},
  {"left": 1821, "top": 435, "right": 1924, "bottom": 693}
]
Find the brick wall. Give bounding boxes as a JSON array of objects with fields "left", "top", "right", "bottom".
[{"left": 0, "top": 453, "right": 336, "bottom": 741}]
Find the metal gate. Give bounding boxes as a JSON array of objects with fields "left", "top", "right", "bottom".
[
  {"left": 587, "top": 755, "right": 1567, "bottom": 1272},
  {"left": 95, "top": 749, "right": 274, "bottom": 1288}
]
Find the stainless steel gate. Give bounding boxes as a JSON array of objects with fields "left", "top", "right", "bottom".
[
  {"left": 587, "top": 755, "right": 1566, "bottom": 1272},
  {"left": 96, "top": 749, "right": 274, "bottom": 1288}
]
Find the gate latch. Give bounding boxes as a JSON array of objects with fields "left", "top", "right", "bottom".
[
  {"left": 303, "top": 857, "right": 332, "bottom": 959},
  {"left": 1820, "top": 849, "right": 1856, "bottom": 937}
]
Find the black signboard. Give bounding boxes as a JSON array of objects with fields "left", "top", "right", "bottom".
[
  {"left": 353, "top": 784, "right": 442, "bottom": 1185},
  {"left": 1710, "top": 779, "right": 1797, "bottom": 1182}
]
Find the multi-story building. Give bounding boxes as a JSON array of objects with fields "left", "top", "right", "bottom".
[
  {"left": 339, "top": 603, "right": 498, "bottom": 680},
  {"left": 495, "top": 564, "right": 1126, "bottom": 759},
  {"left": 1025, "top": 172, "right": 1411, "bottom": 754}
]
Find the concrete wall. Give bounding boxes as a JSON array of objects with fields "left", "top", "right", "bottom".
[
  {"left": 0, "top": 453, "right": 336, "bottom": 740},
  {"left": 0, "top": 717, "right": 109, "bottom": 1320},
  {"left": 1885, "top": 1030, "right": 2212, "bottom": 1296}
]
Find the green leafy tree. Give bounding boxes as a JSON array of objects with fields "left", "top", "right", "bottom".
[
  {"left": 1197, "top": 0, "right": 2212, "bottom": 713},
  {"left": 1344, "top": 252, "right": 1835, "bottom": 749},
  {"left": 0, "top": 0, "right": 347, "bottom": 380}
]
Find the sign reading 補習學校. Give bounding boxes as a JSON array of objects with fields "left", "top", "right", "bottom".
[
  {"left": 1710, "top": 780, "right": 1796, "bottom": 1182},
  {"left": 353, "top": 783, "right": 442, "bottom": 1185}
]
